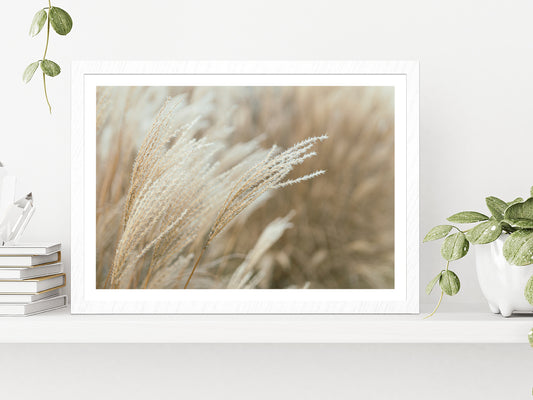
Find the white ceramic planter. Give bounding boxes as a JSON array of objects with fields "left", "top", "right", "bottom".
[{"left": 474, "top": 234, "right": 533, "bottom": 317}]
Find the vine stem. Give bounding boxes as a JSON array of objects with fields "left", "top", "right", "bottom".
[
  {"left": 42, "top": 0, "right": 52, "bottom": 113},
  {"left": 424, "top": 261, "right": 450, "bottom": 319},
  {"left": 43, "top": 74, "right": 51, "bottom": 114},
  {"left": 424, "top": 290, "right": 444, "bottom": 319},
  {"left": 452, "top": 225, "right": 471, "bottom": 234}
]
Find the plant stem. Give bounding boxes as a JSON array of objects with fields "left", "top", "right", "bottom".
[
  {"left": 103, "top": 266, "right": 112, "bottom": 289},
  {"left": 43, "top": 74, "right": 51, "bottom": 114},
  {"left": 142, "top": 247, "right": 159, "bottom": 289},
  {"left": 42, "top": 0, "right": 52, "bottom": 113},
  {"left": 424, "top": 261, "right": 450, "bottom": 319},
  {"left": 43, "top": 2, "right": 51, "bottom": 59},
  {"left": 453, "top": 226, "right": 471, "bottom": 234},
  {"left": 184, "top": 246, "right": 207, "bottom": 289},
  {"left": 424, "top": 290, "right": 444, "bottom": 319}
]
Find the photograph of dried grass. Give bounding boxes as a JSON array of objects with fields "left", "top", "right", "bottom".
[{"left": 96, "top": 85, "right": 394, "bottom": 290}]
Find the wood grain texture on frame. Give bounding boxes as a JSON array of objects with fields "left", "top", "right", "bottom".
[{"left": 71, "top": 61, "right": 419, "bottom": 314}]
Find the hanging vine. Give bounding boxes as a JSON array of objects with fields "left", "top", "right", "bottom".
[{"left": 23, "top": 1, "right": 73, "bottom": 113}]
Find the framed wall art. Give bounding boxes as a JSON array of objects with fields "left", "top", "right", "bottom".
[{"left": 71, "top": 61, "right": 419, "bottom": 313}]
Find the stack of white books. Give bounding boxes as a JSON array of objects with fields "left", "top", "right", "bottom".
[{"left": 0, "top": 243, "right": 66, "bottom": 316}]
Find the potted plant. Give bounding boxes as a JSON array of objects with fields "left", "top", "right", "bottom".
[{"left": 424, "top": 187, "right": 533, "bottom": 317}]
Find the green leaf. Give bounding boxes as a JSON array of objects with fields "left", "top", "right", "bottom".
[
  {"left": 530, "top": 186, "right": 533, "bottom": 198},
  {"left": 501, "top": 221, "right": 517, "bottom": 234},
  {"left": 504, "top": 198, "right": 533, "bottom": 229},
  {"left": 528, "top": 327, "right": 533, "bottom": 346},
  {"left": 40, "top": 59, "right": 61, "bottom": 77},
  {"left": 49, "top": 7, "right": 72, "bottom": 35},
  {"left": 525, "top": 275, "right": 533, "bottom": 305},
  {"left": 504, "top": 219, "right": 533, "bottom": 229},
  {"left": 29, "top": 9, "right": 47, "bottom": 37},
  {"left": 508, "top": 197, "right": 524, "bottom": 207},
  {"left": 426, "top": 271, "right": 443, "bottom": 295},
  {"left": 505, "top": 197, "right": 533, "bottom": 219},
  {"left": 502, "top": 230, "right": 533, "bottom": 266},
  {"left": 439, "top": 270, "right": 461, "bottom": 296},
  {"left": 22, "top": 61, "right": 40, "bottom": 83},
  {"left": 441, "top": 232, "right": 470, "bottom": 261},
  {"left": 447, "top": 211, "right": 489, "bottom": 224},
  {"left": 423, "top": 225, "right": 453, "bottom": 242},
  {"left": 485, "top": 196, "right": 508, "bottom": 221},
  {"left": 465, "top": 218, "right": 502, "bottom": 244}
]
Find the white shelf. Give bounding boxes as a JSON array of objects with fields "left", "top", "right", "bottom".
[{"left": 0, "top": 305, "right": 532, "bottom": 343}]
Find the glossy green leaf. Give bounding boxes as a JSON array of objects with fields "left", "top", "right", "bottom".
[
  {"left": 423, "top": 225, "right": 453, "bottom": 242},
  {"left": 528, "top": 327, "right": 533, "bottom": 346},
  {"left": 41, "top": 59, "right": 61, "bottom": 77},
  {"left": 504, "top": 219, "right": 533, "bottom": 229},
  {"left": 505, "top": 197, "right": 533, "bottom": 220},
  {"left": 439, "top": 270, "right": 460, "bottom": 296},
  {"left": 465, "top": 218, "right": 502, "bottom": 244},
  {"left": 29, "top": 9, "right": 47, "bottom": 37},
  {"left": 49, "top": 7, "right": 72, "bottom": 35},
  {"left": 500, "top": 221, "right": 517, "bottom": 234},
  {"left": 447, "top": 211, "right": 489, "bottom": 224},
  {"left": 441, "top": 232, "right": 470, "bottom": 261},
  {"left": 502, "top": 230, "right": 533, "bottom": 266},
  {"left": 485, "top": 196, "right": 508, "bottom": 221},
  {"left": 504, "top": 198, "right": 533, "bottom": 229},
  {"left": 22, "top": 61, "right": 40, "bottom": 83},
  {"left": 508, "top": 197, "right": 524, "bottom": 207},
  {"left": 525, "top": 275, "right": 533, "bottom": 305},
  {"left": 426, "top": 271, "right": 443, "bottom": 295}
]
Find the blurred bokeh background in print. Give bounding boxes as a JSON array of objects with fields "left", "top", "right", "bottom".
[{"left": 96, "top": 86, "right": 394, "bottom": 289}]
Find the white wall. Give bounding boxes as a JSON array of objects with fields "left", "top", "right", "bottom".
[{"left": 1, "top": 1, "right": 532, "bottom": 399}]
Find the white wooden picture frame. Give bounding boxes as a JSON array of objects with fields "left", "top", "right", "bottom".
[{"left": 71, "top": 61, "right": 419, "bottom": 314}]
